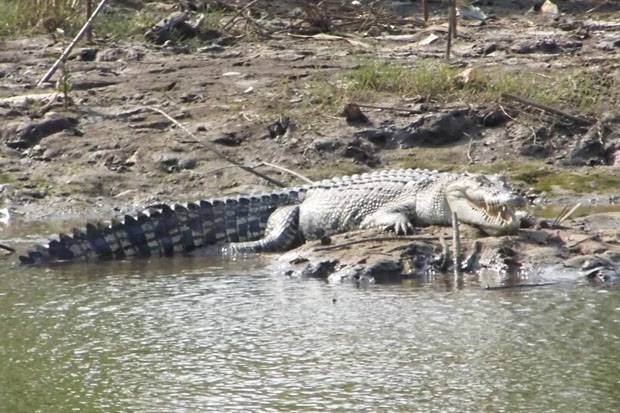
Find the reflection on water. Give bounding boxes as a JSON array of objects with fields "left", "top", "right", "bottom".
[{"left": 1, "top": 255, "right": 619, "bottom": 412}]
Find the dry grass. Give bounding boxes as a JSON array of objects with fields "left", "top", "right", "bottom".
[{"left": 0, "top": 0, "right": 83, "bottom": 36}]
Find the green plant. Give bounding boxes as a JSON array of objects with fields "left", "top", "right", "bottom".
[
  {"left": 93, "top": 9, "right": 159, "bottom": 40},
  {"left": 200, "top": 8, "right": 226, "bottom": 31},
  {"left": 347, "top": 60, "right": 460, "bottom": 100},
  {"left": 57, "top": 63, "right": 73, "bottom": 109},
  {"left": 306, "top": 59, "right": 618, "bottom": 116}
]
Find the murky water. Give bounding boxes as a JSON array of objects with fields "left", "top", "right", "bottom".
[{"left": 1, "top": 233, "right": 620, "bottom": 412}]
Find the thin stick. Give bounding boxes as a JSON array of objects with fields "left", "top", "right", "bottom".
[
  {"left": 446, "top": 2, "right": 453, "bottom": 59},
  {"left": 558, "top": 202, "right": 582, "bottom": 224},
  {"left": 452, "top": 212, "right": 461, "bottom": 280},
  {"left": 37, "top": 0, "right": 109, "bottom": 87},
  {"left": 240, "top": 10, "right": 271, "bottom": 37},
  {"left": 145, "top": 106, "right": 287, "bottom": 188},
  {"left": 439, "top": 236, "right": 449, "bottom": 271},
  {"left": 313, "top": 235, "right": 442, "bottom": 252},
  {"left": 450, "top": 0, "right": 457, "bottom": 38},
  {"left": 355, "top": 103, "right": 422, "bottom": 114},
  {"left": 466, "top": 135, "right": 475, "bottom": 164},
  {"left": 586, "top": 1, "right": 610, "bottom": 14},
  {"left": 258, "top": 162, "right": 314, "bottom": 184},
  {"left": 498, "top": 105, "right": 518, "bottom": 122},
  {"left": 423, "top": 0, "right": 429, "bottom": 22},
  {"left": 501, "top": 93, "right": 594, "bottom": 126},
  {"left": 0, "top": 243, "right": 16, "bottom": 254},
  {"left": 552, "top": 205, "right": 570, "bottom": 227},
  {"left": 222, "top": 0, "right": 259, "bottom": 31},
  {"left": 86, "top": 0, "right": 93, "bottom": 43}
]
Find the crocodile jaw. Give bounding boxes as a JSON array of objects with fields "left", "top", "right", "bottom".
[{"left": 445, "top": 177, "right": 524, "bottom": 235}]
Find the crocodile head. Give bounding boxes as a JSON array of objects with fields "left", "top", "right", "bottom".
[{"left": 445, "top": 173, "right": 525, "bottom": 235}]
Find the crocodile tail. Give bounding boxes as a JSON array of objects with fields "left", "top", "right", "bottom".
[{"left": 19, "top": 189, "right": 304, "bottom": 265}]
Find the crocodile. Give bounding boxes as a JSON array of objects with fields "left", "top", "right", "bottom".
[{"left": 19, "top": 169, "right": 524, "bottom": 265}]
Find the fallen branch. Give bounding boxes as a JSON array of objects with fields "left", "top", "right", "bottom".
[
  {"left": 313, "top": 235, "right": 442, "bottom": 252},
  {"left": 0, "top": 243, "right": 16, "bottom": 254},
  {"left": 37, "top": 0, "right": 109, "bottom": 87},
  {"left": 501, "top": 93, "right": 594, "bottom": 126},
  {"left": 287, "top": 33, "right": 371, "bottom": 49},
  {"left": 145, "top": 106, "right": 287, "bottom": 188}
]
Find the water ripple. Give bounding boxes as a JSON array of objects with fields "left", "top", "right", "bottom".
[{"left": 1, "top": 258, "right": 619, "bottom": 412}]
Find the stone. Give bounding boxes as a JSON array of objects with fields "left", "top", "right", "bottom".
[
  {"left": 511, "top": 38, "right": 581, "bottom": 54},
  {"left": 395, "top": 109, "right": 476, "bottom": 148},
  {"left": 2, "top": 113, "right": 78, "bottom": 149},
  {"left": 42, "top": 147, "right": 62, "bottom": 160},
  {"left": 74, "top": 47, "right": 98, "bottom": 61},
  {"left": 178, "top": 157, "right": 198, "bottom": 170},
  {"left": 312, "top": 137, "right": 342, "bottom": 152},
  {"left": 520, "top": 143, "right": 550, "bottom": 158}
]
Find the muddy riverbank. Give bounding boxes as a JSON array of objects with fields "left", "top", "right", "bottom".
[{"left": 1, "top": 0, "right": 620, "bottom": 279}]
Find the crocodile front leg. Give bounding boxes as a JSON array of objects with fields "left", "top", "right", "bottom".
[
  {"left": 223, "top": 205, "right": 302, "bottom": 254},
  {"left": 360, "top": 208, "right": 415, "bottom": 235}
]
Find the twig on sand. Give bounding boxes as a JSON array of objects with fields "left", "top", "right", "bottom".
[
  {"left": 313, "top": 235, "right": 442, "bottom": 252},
  {"left": 37, "top": 0, "right": 109, "bottom": 87},
  {"left": 258, "top": 162, "right": 314, "bottom": 184},
  {"left": 145, "top": 106, "right": 288, "bottom": 188},
  {"left": 501, "top": 93, "right": 594, "bottom": 126},
  {"left": 355, "top": 103, "right": 423, "bottom": 114}
]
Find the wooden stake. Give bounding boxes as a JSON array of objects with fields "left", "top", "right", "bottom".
[
  {"left": 446, "top": 22, "right": 452, "bottom": 58},
  {"left": 37, "top": 0, "right": 109, "bottom": 87},
  {"left": 86, "top": 0, "right": 93, "bottom": 43},
  {"left": 452, "top": 212, "right": 461, "bottom": 280},
  {"left": 423, "top": 0, "right": 429, "bottom": 22},
  {"left": 450, "top": 0, "right": 457, "bottom": 38},
  {"left": 446, "top": 0, "right": 454, "bottom": 59}
]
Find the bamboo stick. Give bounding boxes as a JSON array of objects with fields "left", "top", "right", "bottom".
[{"left": 37, "top": 0, "right": 109, "bottom": 87}]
